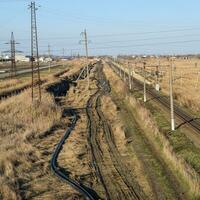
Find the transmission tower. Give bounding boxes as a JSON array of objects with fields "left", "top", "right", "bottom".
[
  {"left": 5, "top": 32, "right": 19, "bottom": 78},
  {"left": 80, "top": 29, "right": 90, "bottom": 90},
  {"left": 28, "top": 1, "right": 41, "bottom": 102}
]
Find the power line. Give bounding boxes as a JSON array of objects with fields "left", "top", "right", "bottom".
[
  {"left": 87, "top": 39, "right": 200, "bottom": 50},
  {"left": 1, "top": 27, "right": 200, "bottom": 42}
]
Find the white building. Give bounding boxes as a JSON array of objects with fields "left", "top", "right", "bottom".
[{"left": 15, "top": 53, "right": 29, "bottom": 62}]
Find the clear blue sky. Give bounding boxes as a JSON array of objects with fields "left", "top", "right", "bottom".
[{"left": 0, "top": 0, "right": 200, "bottom": 56}]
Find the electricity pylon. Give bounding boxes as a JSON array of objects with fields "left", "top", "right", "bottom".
[
  {"left": 80, "top": 29, "right": 90, "bottom": 90},
  {"left": 28, "top": 1, "right": 41, "bottom": 102},
  {"left": 5, "top": 32, "right": 19, "bottom": 78}
]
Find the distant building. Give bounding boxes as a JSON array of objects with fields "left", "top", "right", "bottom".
[
  {"left": 16, "top": 53, "right": 29, "bottom": 62},
  {"left": 1, "top": 52, "right": 29, "bottom": 62}
]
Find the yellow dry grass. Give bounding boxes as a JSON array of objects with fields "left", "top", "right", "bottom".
[
  {"left": 0, "top": 90, "right": 61, "bottom": 199},
  {"left": 119, "top": 57, "right": 200, "bottom": 114},
  {"left": 105, "top": 59, "right": 200, "bottom": 198},
  {"left": 128, "top": 96, "right": 200, "bottom": 198}
]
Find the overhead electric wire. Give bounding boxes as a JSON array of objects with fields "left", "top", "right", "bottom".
[
  {"left": 1, "top": 26, "right": 200, "bottom": 42},
  {"left": 22, "top": 39, "right": 200, "bottom": 53}
]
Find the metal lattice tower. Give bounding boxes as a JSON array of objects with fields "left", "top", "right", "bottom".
[
  {"left": 11, "top": 32, "right": 16, "bottom": 77},
  {"left": 80, "top": 29, "right": 90, "bottom": 90},
  {"left": 29, "top": 1, "right": 41, "bottom": 102},
  {"left": 5, "top": 32, "right": 18, "bottom": 78}
]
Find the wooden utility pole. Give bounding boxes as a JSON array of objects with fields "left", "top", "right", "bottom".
[
  {"left": 169, "top": 59, "right": 175, "bottom": 131},
  {"left": 143, "top": 62, "right": 147, "bottom": 102}
]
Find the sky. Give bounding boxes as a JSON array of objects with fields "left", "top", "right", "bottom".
[{"left": 0, "top": 0, "right": 200, "bottom": 56}]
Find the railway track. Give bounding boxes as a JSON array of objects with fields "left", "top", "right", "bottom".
[
  {"left": 0, "top": 80, "right": 47, "bottom": 100},
  {"left": 108, "top": 61, "right": 200, "bottom": 134},
  {"left": 86, "top": 63, "right": 146, "bottom": 200},
  {"left": 0, "top": 63, "right": 94, "bottom": 101}
]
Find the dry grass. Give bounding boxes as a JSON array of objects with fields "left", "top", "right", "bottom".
[
  {"left": 104, "top": 61, "right": 200, "bottom": 198},
  {"left": 160, "top": 58, "right": 200, "bottom": 113},
  {"left": 118, "top": 57, "right": 200, "bottom": 114},
  {"left": 101, "top": 95, "right": 153, "bottom": 198},
  {"left": 0, "top": 59, "right": 97, "bottom": 199},
  {"left": 128, "top": 96, "right": 200, "bottom": 198},
  {"left": 0, "top": 90, "right": 61, "bottom": 200}
]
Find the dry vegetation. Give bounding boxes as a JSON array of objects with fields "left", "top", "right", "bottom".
[
  {"left": 103, "top": 61, "right": 200, "bottom": 199},
  {"left": 0, "top": 89, "right": 61, "bottom": 199},
  {"left": 0, "top": 58, "right": 97, "bottom": 199},
  {"left": 118, "top": 57, "right": 200, "bottom": 114},
  {"left": 0, "top": 59, "right": 88, "bottom": 97},
  {"left": 101, "top": 95, "right": 154, "bottom": 198}
]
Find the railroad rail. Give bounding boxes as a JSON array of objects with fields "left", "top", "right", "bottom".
[{"left": 108, "top": 60, "right": 200, "bottom": 134}]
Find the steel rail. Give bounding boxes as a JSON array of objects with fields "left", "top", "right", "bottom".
[{"left": 108, "top": 61, "right": 200, "bottom": 133}]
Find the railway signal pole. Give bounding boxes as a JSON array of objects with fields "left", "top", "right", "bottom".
[
  {"left": 80, "top": 29, "right": 90, "bottom": 90},
  {"left": 29, "top": 1, "right": 41, "bottom": 103},
  {"left": 143, "top": 62, "right": 147, "bottom": 102},
  {"left": 169, "top": 59, "right": 175, "bottom": 131}
]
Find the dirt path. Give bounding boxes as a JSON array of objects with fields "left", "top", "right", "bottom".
[
  {"left": 103, "top": 62, "right": 188, "bottom": 200},
  {"left": 86, "top": 63, "right": 146, "bottom": 200}
]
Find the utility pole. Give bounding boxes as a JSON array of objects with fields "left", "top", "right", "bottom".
[
  {"left": 71, "top": 50, "right": 73, "bottom": 59},
  {"left": 62, "top": 48, "right": 65, "bottom": 68},
  {"left": 196, "top": 72, "right": 200, "bottom": 88},
  {"left": 48, "top": 44, "right": 51, "bottom": 72},
  {"left": 169, "top": 59, "right": 175, "bottom": 131},
  {"left": 180, "top": 70, "right": 183, "bottom": 88},
  {"left": 123, "top": 67, "right": 126, "bottom": 81},
  {"left": 81, "top": 29, "right": 90, "bottom": 90},
  {"left": 143, "top": 62, "right": 147, "bottom": 102},
  {"left": 155, "top": 60, "right": 160, "bottom": 91},
  {"left": 128, "top": 62, "right": 132, "bottom": 90},
  {"left": 5, "top": 32, "right": 19, "bottom": 78},
  {"left": 29, "top": 1, "right": 41, "bottom": 102}
]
